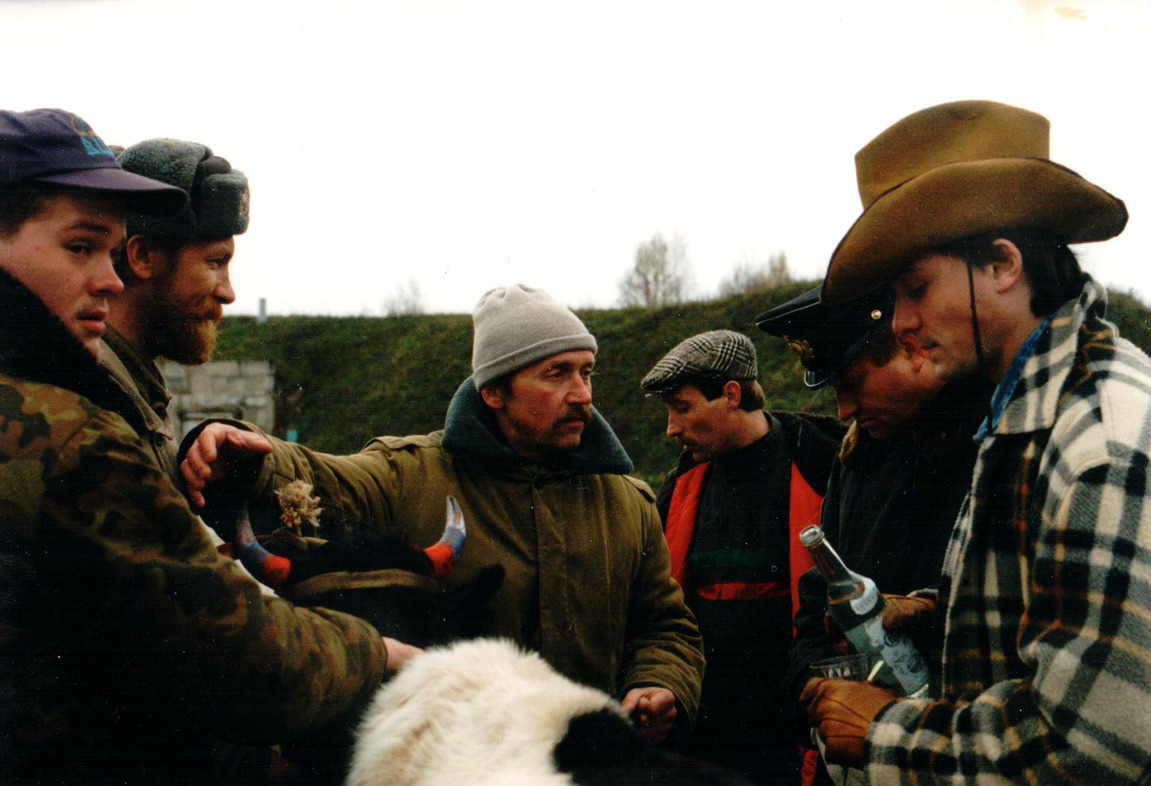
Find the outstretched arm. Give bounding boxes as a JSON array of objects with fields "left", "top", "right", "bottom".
[{"left": 181, "top": 422, "right": 273, "bottom": 507}]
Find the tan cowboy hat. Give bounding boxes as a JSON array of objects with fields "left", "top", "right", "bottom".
[{"left": 821, "top": 100, "right": 1128, "bottom": 306}]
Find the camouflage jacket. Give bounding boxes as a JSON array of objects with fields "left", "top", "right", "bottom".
[{"left": 0, "top": 269, "right": 388, "bottom": 784}]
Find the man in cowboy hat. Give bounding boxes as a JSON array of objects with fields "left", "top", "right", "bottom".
[{"left": 800, "top": 100, "right": 1151, "bottom": 784}]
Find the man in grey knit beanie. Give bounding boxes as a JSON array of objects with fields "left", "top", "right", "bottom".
[
  {"left": 180, "top": 283, "right": 705, "bottom": 746},
  {"left": 472, "top": 283, "right": 598, "bottom": 387}
]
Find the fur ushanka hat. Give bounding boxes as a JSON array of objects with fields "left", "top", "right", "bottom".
[
  {"left": 118, "top": 138, "right": 249, "bottom": 241},
  {"left": 821, "top": 100, "right": 1127, "bottom": 306}
]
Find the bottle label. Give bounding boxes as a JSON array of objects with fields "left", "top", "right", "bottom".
[
  {"left": 849, "top": 578, "right": 879, "bottom": 616},
  {"left": 879, "top": 629, "right": 929, "bottom": 695}
]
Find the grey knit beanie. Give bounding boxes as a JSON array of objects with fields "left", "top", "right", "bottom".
[
  {"left": 471, "top": 284, "right": 598, "bottom": 389},
  {"left": 117, "top": 138, "right": 249, "bottom": 241}
]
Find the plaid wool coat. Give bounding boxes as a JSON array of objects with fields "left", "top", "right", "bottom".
[{"left": 865, "top": 278, "right": 1151, "bottom": 785}]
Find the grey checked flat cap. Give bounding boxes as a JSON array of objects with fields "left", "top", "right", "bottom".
[{"left": 641, "top": 330, "right": 758, "bottom": 395}]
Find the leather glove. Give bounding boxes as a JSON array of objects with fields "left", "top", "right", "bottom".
[
  {"left": 882, "top": 593, "right": 938, "bottom": 650},
  {"left": 825, "top": 593, "right": 938, "bottom": 655},
  {"left": 799, "top": 677, "right": 898, "bottom": 768}
]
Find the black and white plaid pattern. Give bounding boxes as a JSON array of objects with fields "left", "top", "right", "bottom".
[
  {"left": 865, "top": 278, "right": 1151, "bottom": 784},
  {"left": 640, "top": 330, "right": 758, "bottom": 394}
]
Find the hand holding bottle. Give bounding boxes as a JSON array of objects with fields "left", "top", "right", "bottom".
[
  {"left": 824, "top": 593, "right": 938, "bottom": 656},
  {"left": 799, "top": 526, "right": 930, "bottom": 698}
]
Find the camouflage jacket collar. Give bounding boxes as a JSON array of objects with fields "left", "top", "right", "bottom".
[{"left": 0, "top": 267, "right": 143, "bottom": 431}]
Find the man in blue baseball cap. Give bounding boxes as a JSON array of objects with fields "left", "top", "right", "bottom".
[{"left": 1, "top": 108, "right": 417, "bottom": 784}]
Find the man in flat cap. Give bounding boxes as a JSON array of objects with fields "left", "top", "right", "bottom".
[
  {"left": 758, "top": 285, "right": 990, "bottom": 786},
  {"left": 100, "top": 138, "right": 249, "bottom": 483},
  {"left": 801, "top": 100, "right": 1151, "bottom": 785},
  {"left": 641, "top": 330, "right": 844, "bottom": 784},
  {"left": 0, "top": 108, "right": 415, "bottom": 785},
  {"left": 180, "top": 283, "right": 705, "bottom": 746}
]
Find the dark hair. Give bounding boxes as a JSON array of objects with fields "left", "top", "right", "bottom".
[
  {"left": 938, "top": 230, "right": 1085, "bottom": 317},
  {"left": 0, "top": 183, "right": 64, "bottom": 237},
  {"left": 857, "top": 320, "right": 900, "bottom": 366},
  {"left": 691, "top": 378, "right": 766, "bottom": 412},
  {"left": 482, "top": 373, "right": 515, "bottom": 399}
]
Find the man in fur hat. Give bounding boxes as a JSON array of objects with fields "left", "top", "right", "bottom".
[
  {"left": 799, "top": 100, "right": 1151, "bottom": 785},
  {"left": 0, "top": 108, "right": 415, "bottom": 785},
  {"left": 100, "top": 138, "right": 249, "bottom": 483}
]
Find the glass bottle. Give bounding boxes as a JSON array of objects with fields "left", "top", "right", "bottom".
[{"left": 799, "top": 525, "right": 929, "bottom": 698}]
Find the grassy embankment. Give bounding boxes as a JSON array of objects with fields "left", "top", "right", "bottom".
[{"left": 214, "top": 282, "right": 1151, "bottom": 488}]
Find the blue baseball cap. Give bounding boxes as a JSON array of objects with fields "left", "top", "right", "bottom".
[{"left": 0, "top": 108, "right": 186, "bottom": 213}]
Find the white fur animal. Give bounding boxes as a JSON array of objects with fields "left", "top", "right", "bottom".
[
  {"left": 348, "top": 638, "right": 753, "bottom": 786},
  {"left": 348, "top": 638, "right": 621, "bottom": 785}
]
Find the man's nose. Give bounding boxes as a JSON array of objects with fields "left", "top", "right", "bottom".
[
  {"left": 835, "top": 388, "right": 857, "bottom": 422},
  {"left": 666, "top": 415, "right": 681, "bottom": 438},
  {"left": 91, "top": 253, "right": 124, "bottom": 296},
  {"left": 892, "top": 297, "right": 917, "bottom": 338},
  {"left": 568, "top": 375, "right": 592, "bottom": 405},
  {"left": 215, "top": 270, "right": 236, "bottom": 304}
]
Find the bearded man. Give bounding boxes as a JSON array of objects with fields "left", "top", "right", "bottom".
[{"left": 100, "top": 138, "right": 249, "bottom": 481}]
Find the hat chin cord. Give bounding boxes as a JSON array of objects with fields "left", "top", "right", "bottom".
[{"left": 966, "top": 260, "right": 988, "bottom": 378}]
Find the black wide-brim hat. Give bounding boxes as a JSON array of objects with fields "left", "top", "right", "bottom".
[
  {"left": 756, "top": 284, "right": 894, "bottom": 388},
  {"left": 821, "top": 100, "right": 1128, "bottom": 306}
]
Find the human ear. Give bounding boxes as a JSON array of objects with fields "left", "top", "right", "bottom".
[
  {"left": 480, "top": 385, "right": 505, "bottom": 410},
  {"left": 124, "top": 236, "right": 161, "bottom": 281},
  {"left": 723, "top": 380, "right": 742, "bottom": 409},
  {"left": 988, "top": 239, "right": 1024, "bottom": 292}
]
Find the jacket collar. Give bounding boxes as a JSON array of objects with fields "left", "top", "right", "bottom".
[
  {"left": 991, "top": 276, "right": 1112, "bottom": 437},
  {"left": 0, "top": 267, "right": 142, "bottom": 429},
  {"left": 101, "top": 325, "right": 171, "bottom": 413},
  {"left": 440, "top": 377, "right": 634, "bottom": 474}
]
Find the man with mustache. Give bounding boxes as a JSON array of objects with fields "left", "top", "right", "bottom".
[
  {"left": 180, "top": 284, "right": 706, "bottom": 744},
  {"left": 100, "top": 138, "right": 248, "bottom": 483},
  {"left": 640, "top": 330, "right": 844, "bottom": 784}
]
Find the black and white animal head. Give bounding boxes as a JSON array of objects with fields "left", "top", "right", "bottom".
[{"left": 348, "top": 639, "right": 753, "bottom": 786}]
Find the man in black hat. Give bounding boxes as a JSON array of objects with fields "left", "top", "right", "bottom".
[
  {"left": 99, "top": 138, "right": 250, "bottom": 483},
  {"left": 801, "top": 100, "right": 1151, "bottom": 785},
  {"left": 757, "top": 285, "right": 990, "bottom": 784},
  {"left": 0, "top": 108, "right": 415, "bottom": 785},
  {"left": 640, "top": 330, "right": 844, "bottom": 784}
]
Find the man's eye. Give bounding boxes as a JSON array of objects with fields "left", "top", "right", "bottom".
[{"left": 66, "top": 242, "right": 91, "bottom": 255}]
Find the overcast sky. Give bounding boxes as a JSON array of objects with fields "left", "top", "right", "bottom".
[{"left": 3, "top": 0, "right": 1148, "bottom": 316}]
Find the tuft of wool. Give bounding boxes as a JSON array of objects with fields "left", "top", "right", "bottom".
[{"left": 275, "top": 480, "right": 324, "bottom": 536}]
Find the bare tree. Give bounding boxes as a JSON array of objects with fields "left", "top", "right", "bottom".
[
  {"left": 717, "top": 251, "right": 791, "bottom": 297},
  {"left": 381, "top": 278, "right": 425, "bottom": 316},
  {"left": 618, "top": 233, "right": 691, "bottom": 308}
]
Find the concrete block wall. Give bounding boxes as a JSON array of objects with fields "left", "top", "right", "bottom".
[{"left": 159, "top": 360, "right": 276, "bottom": 438}]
